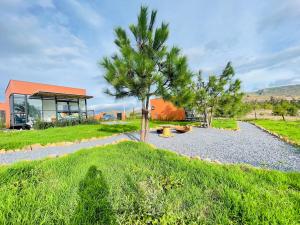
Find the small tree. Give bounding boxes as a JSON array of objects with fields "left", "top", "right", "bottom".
[
  {"left": 192, "top": 62, "right": 242, "bottom": 127},
  {"left": 273, "top": 100, "right": 298, "bottom": 120},
  {"left": 101, "top": 6, "right": 192, "bottom": 141},
  {"left": 272, "top": 100, "right": 289, "bottom": 120}
]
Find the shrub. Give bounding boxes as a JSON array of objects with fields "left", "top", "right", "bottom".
[{"left": 33, "top": 118, "right": 99, "bottom": 130}]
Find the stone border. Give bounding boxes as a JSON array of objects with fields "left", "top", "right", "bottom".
[{"left": 249, "top": 122, "right": 300, "bottom": 148}]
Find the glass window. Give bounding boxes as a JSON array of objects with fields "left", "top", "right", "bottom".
[
  {"left": 69, "top": 102, "right": 79, "bottom": 112},
  {"left": 13, "top": 94, "right": 26, "bottom": 113},
  {"left": 79, "top": 99, "right": 86, "bottom": 111},
  {"left": 57, "top": 102, "right": 69, "bottom": 112},
  {"left": 43, "top": 99, "right": 56, "bottom": 122},
  {"left": 0, "top": 111, "right": 5, "bottom": 128},
  {"left": 80, "top": 112, "right": 87, "bottom": 119},
  {"left": 14, "top": 113, "right": 26, "bottom": 125},
  {"left": 27, "top": 97, "right": 42, "bottom": 122}
]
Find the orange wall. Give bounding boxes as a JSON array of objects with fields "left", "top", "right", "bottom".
[
  {"left": 2, "top": 80, "right": 88, "bottom": 128},
  {"left": 150, "top": 98, "right": 185, "bottom": 121},
  {"left": 0, "top": 102, "right": 5, "bottom": 111}
]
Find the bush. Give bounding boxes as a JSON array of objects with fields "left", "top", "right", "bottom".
[
  {"left": 272, "top": 100, "right": 298, "bottom": 120},
  {"left": 33, "top": 118, "right": 99, "bottom": 130}
]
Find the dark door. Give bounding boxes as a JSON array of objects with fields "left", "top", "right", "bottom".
[{"left": 117, "top": 113, "right": 122, "bottom": 120}]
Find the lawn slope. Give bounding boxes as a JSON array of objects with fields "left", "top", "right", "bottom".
[
  {"left": 0, "top": 124, "right": 138, "bottom": 150},
  {"left": 253, "top": 120, "right": 300, "bottom": 146},
  {"left": 0, "top": 141, "right": 299, "bottom": 224}
]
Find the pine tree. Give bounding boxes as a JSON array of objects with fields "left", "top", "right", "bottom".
[{"left": 101, "top": 6, "right": 192, "bottom": 141}]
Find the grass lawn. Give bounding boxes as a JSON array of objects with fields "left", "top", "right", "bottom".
[
  {"left": 0, "top": 118, "right": 236, "bottom": 151},
  {"left": 0, "top": 124, "right": 138, "bottom": 151},
  {"left": 253, "top": 120, "right": 300, "bottom": 146},
  {"left": 211, "top": 118, "right": 238, "bottom": 130},
  {"left": 0, "top": 141, "right": 299, "bottom": 224}
]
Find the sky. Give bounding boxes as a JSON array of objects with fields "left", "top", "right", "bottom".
[{"left": 0, "top": 0, "right": 300, "bottom": 112}]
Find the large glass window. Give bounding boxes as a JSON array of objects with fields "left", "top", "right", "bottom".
[
  {"left": 69, "top": 102, "right": 79, "bottom": 112},
  {"left": 13, "top": 94, "right": 26, "bottom": 124},
  {"left": 79, "top": 99, "right": 86, "bottom": 111},
  {"left": 43, "top": 99, "right": 56, "bottom": 122},
  {"left": 13, "top": 94, "right": 26, "bottom": 113},
  {"left": 57, "top": 101, "right": 69, "bottom": 112},
  {"left": 27, "top": 97, "right": 42, "bottom": 122}
]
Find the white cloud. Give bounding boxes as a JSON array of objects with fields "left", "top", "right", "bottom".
[{"left": 63, "top": 0, "right": 103, "bottom": 27}]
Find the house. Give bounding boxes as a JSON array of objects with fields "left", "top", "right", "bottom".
[
  {"left": 150, "top": 98, "right": 186, "bottom": 121},
  {"left": 0, "top": 80, "right": 93, "bottom": 128}
]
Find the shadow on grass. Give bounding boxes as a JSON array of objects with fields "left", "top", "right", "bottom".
[
  {"left": 71, "top": 166, "right": 116, "bottom": 225},
  {"left": 97, "top": 124, "right": 138, "bottom": 133}
]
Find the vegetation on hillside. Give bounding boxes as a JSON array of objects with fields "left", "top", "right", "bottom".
[
  {"left": 0, "top": 142, "right": 299, "bottom": 224},
  {"left": 249, "top": 84, "right": 300, "bottom": 97}
]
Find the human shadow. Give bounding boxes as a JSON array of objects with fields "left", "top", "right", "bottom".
[{"left": 71, "top": 166, "right": 116, "bottom": 225}]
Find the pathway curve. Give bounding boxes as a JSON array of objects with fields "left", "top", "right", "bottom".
[
  {"left": 144, "top": 122, "right": 300, "bottom": 171},
  {"left": 0, "top": 122, "right": 299, "bottom": 171}
]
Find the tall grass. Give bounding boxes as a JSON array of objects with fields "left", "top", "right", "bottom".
[{"left": 0, "top": 142, "right": 299, "bottom": 224}]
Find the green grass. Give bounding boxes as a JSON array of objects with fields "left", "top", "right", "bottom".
[
  {"left": 253, "top": 119, "right": 300, "bottom": 146},
  {"left": 211, "top": 118, "right": 238, "bottom": 130},
  {"left": 0, "top": 124, "right": 138, "bottom": 150},
  {"left": 0, "top": 141, "right": 299, "bottom": 224},
  {"left": 0, "top": 118, "right": 236, "bottom": 151}
]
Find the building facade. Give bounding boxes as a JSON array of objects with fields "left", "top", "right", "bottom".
[
  {"left": 0, "top": 80, "right": 93, "bottom": 128},
  {"left": 150, "top": 98, "right": 186, "bottom": 121}
]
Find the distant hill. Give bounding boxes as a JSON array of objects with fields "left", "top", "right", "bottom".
[{"left": 245, "top": 84, "right": 300, "bottom": 102}]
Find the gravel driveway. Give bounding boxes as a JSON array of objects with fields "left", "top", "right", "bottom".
[{"left": 144, "top": 122, "right": 300, "bottom": 171}]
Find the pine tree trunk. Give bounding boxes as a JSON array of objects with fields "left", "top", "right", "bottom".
[
  {"left": 208, "top": 107, "right": 214, "bottom": 128},
  {"left": 140, "top": 101, "right": 146, "bottom": 142},
  {"left": 282, "top": 114, "right": 285, "bottom": 121},
  {"left": 143, "top": 98, "right": 150, "bottom": 142},
  {"left": 203, "top": 108, "right": 209, "bottom": 127}
]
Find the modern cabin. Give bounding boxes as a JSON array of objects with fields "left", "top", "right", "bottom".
[{"left": 0, "top": 80, "right": 93, "bottom": 128}]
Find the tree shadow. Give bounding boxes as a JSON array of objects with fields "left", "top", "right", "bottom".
[
  {"left": 124, "top": 132, "right": 140, "bottom": 141},
  {"left": 71, "top": 166, "right": 116, "bottom": 225}
]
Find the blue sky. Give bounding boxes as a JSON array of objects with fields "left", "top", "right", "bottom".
[{"left": 0, "top": 0, "right": 299, "bottom": 111}]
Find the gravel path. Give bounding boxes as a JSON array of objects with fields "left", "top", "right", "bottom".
[
  {"left": 144, "top": 122, "right": 300, "bottom": 171},
  {"left": 0, "top": 122, "right": 299, "bottom": 171},
  {"left": 0, "top": 134, "right": 130, "bottom": 164}
]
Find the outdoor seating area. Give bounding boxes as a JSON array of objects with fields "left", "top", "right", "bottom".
[{"left": 156, "top": 125, "right": 193, "bottom": 137}]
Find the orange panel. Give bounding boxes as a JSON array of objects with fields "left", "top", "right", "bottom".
[{"left": 150, "top": 98, "right": 185, "bottom": 121}]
